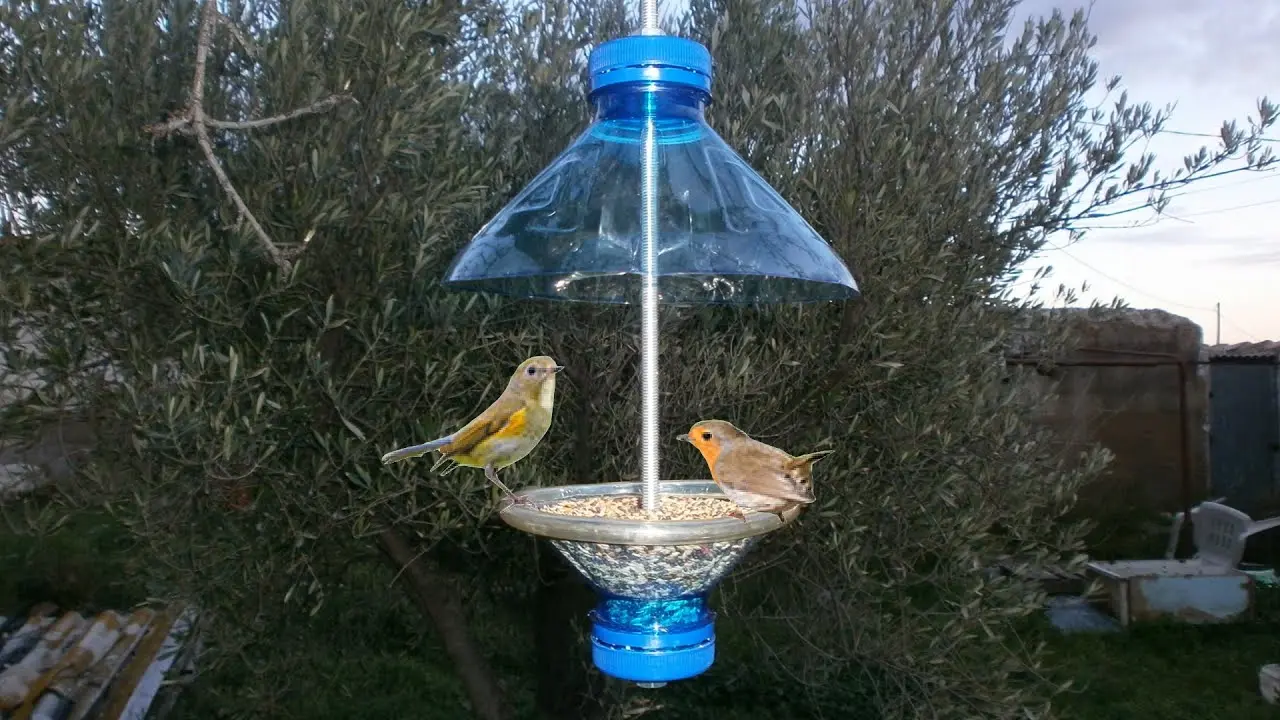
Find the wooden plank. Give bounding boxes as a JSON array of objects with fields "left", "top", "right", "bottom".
[
  {"left": 1086, "top": 563, "right": 1255, "bottom": 626},
  {"left": 993, "top": 559, "right": 1087, "bottom": 594}
]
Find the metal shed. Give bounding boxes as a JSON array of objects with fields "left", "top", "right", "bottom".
[{"left": 1207, "top": 341, "right": 1280, "bottom": 510}]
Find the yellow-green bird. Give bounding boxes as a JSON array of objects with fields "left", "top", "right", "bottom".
[{"left": 380, "top": 355, "right": 563, "bottom": 498}]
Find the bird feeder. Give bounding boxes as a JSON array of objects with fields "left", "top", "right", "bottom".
[{"left": 442, "top": 8, "right": 858, "bottom": 687}]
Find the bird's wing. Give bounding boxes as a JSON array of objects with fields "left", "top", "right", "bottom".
[
  {"left": 437, "top": 393, "right": 528, "bottom": 458},
  {"left": 714, "top": 442, "right": 815, "bottom": 503}
]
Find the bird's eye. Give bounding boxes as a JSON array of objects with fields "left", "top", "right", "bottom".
[
  {"left": 701, "top": 431, "right": 712, "bottom": 441},
  {"left": 527, "top": 366, "right": 537, "bottom": 375}
]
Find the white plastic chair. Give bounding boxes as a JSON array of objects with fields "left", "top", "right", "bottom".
[
  {"left": 1164, "top": 500, "right": 1280, "bottom": 567},
  {"left": 1161, "top": 497, "right": 1223, "bottom": 560}
]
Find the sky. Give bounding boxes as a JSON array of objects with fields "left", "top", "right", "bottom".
[{"left": 1014, "top": 0, "right": 1280, "bottom": 344}]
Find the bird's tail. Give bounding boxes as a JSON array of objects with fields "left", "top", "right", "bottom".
[
  {"left": 380, "top": 435, "right": 452, "bottom": 465},
  {"left": 785, "top": 449, "right": 833, "bottom": 474}
]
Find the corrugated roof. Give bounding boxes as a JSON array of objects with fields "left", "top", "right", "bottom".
[
  {"left": 0, "top": 603, "right": 198, "bottom": 719},
  {"left": 1206, "top": 340, "right": 1280, "bottom": 360}
]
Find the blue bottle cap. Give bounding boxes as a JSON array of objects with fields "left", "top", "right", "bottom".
[
  {"left": 590, "top": 617, "right": 716, "bottom": 683},
  {"left": 588, "top": 35, "right": 713, "bottom": 95}
]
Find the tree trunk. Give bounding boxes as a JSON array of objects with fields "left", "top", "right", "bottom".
[
  {"left": 535, "top": 545, "right": 607, "bottom": 720},
  {"left": 376, "top": 528, "right": 507, "bottom": 720},
  {"left": 537, "top": 320, "right": 609, "bottom": 719}
]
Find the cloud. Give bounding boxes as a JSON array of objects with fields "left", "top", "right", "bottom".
[
  {"left": 1205, "top": 248, "right": 1280, "bottom": 266},
  {"left": 1017, "top": 0, "right": 1280, "bottom": 341},
  {"left": 1085, "top": 224, "right": 1279, "bottom": 266},
  {"left": 1083, "top": 225, "right": 1270, "bottom": 249},
  {"left": 1017, "top": 0, "right": 1280, "bottom": 96}
]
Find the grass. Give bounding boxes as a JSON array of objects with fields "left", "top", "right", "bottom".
[
  {"left": 1042, "top": 616, "right": 1280, "bottom": 720},
  {"left": 2, "top": 503, "right": 1278, "bottom": 719},
  {"left": 175, "top": 630, "right": 502, "bottom": 720},
  {"left": 0, "top": 501, "right": 145, "bottom": 613}
]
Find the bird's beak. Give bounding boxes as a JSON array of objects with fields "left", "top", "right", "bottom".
[
  {"left": 550, "top": 365, "right": 565, "bottom": 374},
  {"left": 675, "top": 433, "right": 691, "bottom": 444}
]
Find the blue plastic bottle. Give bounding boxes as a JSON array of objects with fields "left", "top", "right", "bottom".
[
  {"left": 589, "top": 594, "right": 716, "bottom": 685},
  {"left": 444, "top": 35, "right": 857, "bottom": 304}
]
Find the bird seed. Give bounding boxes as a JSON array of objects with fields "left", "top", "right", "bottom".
[
  {"left": 536, "top": 494, "right": 755, "bottom": 599},
  {"left": 539, "top": 494, "right": 738, "bottom": 520}
]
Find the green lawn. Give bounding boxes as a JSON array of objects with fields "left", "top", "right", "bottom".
[
  {"left": 2, "top": 503, "right": 1278, "bottom": 719},
  {"left": 1044, "top": 617, "right": 1280, "bottom": 720},
  {"left": 0, "top": 503, "right": 145, "bottom": 612}
]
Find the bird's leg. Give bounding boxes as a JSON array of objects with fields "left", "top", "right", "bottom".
[
  {"left": 728, "top": 507, "right": 749, "bottom": 523},
  {"left": 484, "top": 464, "right": 527, "bottom": 504},
  {"left": 772, "top": 511, "right": 787, "bottom": 523}
]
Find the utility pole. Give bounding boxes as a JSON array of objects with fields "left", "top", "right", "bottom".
[{"left": 1215, "top": 302, "right": 1221, "bottom": 344}]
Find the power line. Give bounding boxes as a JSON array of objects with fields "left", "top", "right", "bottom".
[
  {"left": 1070, "top": 166, "right": 1278, "bottom": 229},
  {"left": 1221, "top": 316, "right": 1262, "bottom": 343},
  {"left": 1047, "top": 244, "right": 1210, "bottom": 312},
  {"left": 1043, "top": 243, "right": 1263, "bottom": 340},
  {"left": 1171, "top": 171, "right": 1280, "bottom": 197},
  {"left": 1173, "top": 197, "right": 1280, "bottom": 219},
  {"left": 1082, "top": 120, "right": 1280, "bottom": 144},
  {"left": 1072, "top": 186, "right": 1280, "bottom": 231},
  {"left": 1150, "top": 127, "right": 1280, "bottom": 144}
]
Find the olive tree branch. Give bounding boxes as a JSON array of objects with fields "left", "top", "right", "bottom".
[
  {"left": 217, "top": 12, "right": 257, "bottom": 56},
  {"left": 206, "top": 94, "right": 354, "bottom": 131},
  {"left": 144, "top": 0, "right": 357, "bottom": 273}
]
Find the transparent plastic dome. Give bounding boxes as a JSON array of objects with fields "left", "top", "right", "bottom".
[{"left": 443, "top": 36, "right": 858, "bottom": 305}]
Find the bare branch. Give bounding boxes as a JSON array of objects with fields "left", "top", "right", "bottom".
[
  {"left": 190, "top": 119, "right": 290, "bottom": 269},
  {"left": 142, "top": 114, "right": 193, "bottom": 138},
  {"left": 206, "top": 93, "right": 356, "bottom": 131},
  {"left": 190, "top": 0, "right": 216, "bottom": 111},
  {"left": 217, "top": 12, "right": 257, "bottom": 56},
  {"left": 144, "top": 0, "right": 357, "bottom": 274}
]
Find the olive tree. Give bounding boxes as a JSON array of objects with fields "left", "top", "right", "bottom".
[
  {"left": 1, "top": 0, "right": 533, "bottom": 717},
  {"left": 1, "top": 0, "right": 1273, "bottom": 718}
]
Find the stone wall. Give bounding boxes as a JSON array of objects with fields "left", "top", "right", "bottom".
[
  {"left": 1014, "top": 308, "right": 1208, "bottom": 516},
  {"left": 0, "top": 323, "right": 103, "bottom": 493}
]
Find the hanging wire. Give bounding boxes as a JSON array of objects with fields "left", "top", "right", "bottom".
[{"left": 639, "top": 0, "right": 663, "bottom": 511}]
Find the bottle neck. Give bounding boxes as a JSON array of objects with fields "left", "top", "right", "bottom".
[{"left": 591, "top": 84, "right": 709, "bottom": 123}]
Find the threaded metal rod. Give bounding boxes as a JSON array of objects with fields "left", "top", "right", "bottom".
[
  {"left": 639, "top": 103, "right": 661, "bottom": 513},
  {"left": 638, "top": 0, "right": 663, "bottom": 513},
  {"left": 640, "top": 0, "right": 661, "bottom": 35}
]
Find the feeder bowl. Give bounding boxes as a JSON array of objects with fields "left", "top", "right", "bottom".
[{"left": 500, "top": 480, "right": 800, "bottom": 686}]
